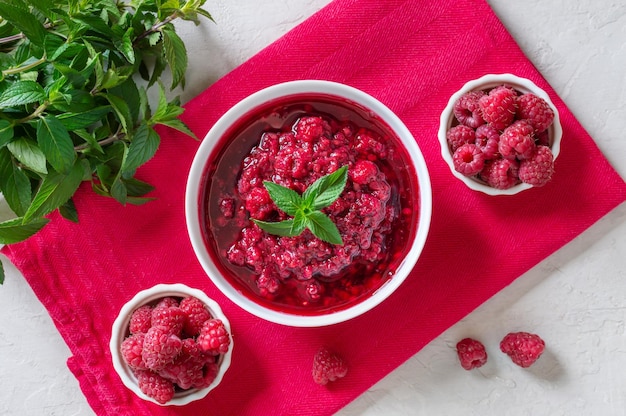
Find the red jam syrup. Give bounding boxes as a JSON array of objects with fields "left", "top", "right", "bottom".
[{"left": 200, "top": 94, "right": 420, "bottom": 315}]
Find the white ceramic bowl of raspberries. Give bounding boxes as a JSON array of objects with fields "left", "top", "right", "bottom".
[
  {"left": 439, "top": 73, "right": 563, "bottom": 195},
  {"left": 110, "top": 284, "right": 233, "bottom": 406},
  {"left": 186, "top": 80, "right": 432, "bottom": 327}
]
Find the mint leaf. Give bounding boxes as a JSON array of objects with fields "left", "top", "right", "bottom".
[
  {"left": 123, "top": 123, "right": 160, "bottom": 175},
  {"left": 0, "top": 2, "right": 47, "bottom": 47},
  {"left": 0, "top": 217, "right": 50, "bottom": 245},
  {"left": 0, "top": 120, "right": 14, "bottom": 148},
  {"left": 7, "top": 138, "right": 48, "bottom": 175},
  {"left": 253, "top": 165, "right": 348, "bottom": 245},
  {"left": 162, "top": 26, "right": 187, "bottom": 89},
  {"left": 0, "top": 148, "right": 32, "bottom": 216},
  {"left": 303, "top": 165, "right": 348, "bottom": 210},
  {"left": 36, "top": 115, "right": 76, "bottom": 174},
  {"left": 306, "top": 211, "right": 343, "bottom": 245},
  {"left": 23, "top": 160, "right": 84, "bottom": 223},
  {"left": 263, "top": 181, "right": 302, "bottom": 216},
  {"left": 0, "top": 80, "right": 46, "bottom": 108},
  {"left": 252, "top": 219, "right": 298, "bottom": 237}
]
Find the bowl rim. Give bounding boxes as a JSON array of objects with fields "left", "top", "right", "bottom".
[
  {"left": 109, "top": 283, "right": 233, "bottom": 406},
  {"left": 438, "top": 73, "right": 563, "bottom": 196},
  {"left": 185, "top": 79, "right": 432, "bottom": 327}
]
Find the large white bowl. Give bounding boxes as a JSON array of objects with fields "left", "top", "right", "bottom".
[
  {"left": 185, "top": 80, "right": 432, "bottom": 327},
  {"left": 110, "top": 284, "right": 233, "bottom": 406},
  {"left": 438, "top": 73, "right": 562, "bottom": 195}
]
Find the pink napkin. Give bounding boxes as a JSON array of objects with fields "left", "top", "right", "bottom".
[{"left": 3, "top": 0, "right": 626, "bottom": 415}]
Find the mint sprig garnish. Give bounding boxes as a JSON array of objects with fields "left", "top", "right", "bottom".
[{"left": 252, "top": 165, "right": 348, "bottom": 245}]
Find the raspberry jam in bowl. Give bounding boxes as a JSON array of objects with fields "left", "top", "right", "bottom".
[
  {"left": 438, "top": 73, "right": 562, "bottom": 195},
  {"left": 186, "top": 80, "right": 432, "bottom": 327}
]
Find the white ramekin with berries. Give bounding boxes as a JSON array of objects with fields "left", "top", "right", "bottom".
[
  {"left": 110, "top": 284, "right": 233, "bottom": 406},
  {"left": 439, "top": 73, "right": 562, "bottom": 195}
]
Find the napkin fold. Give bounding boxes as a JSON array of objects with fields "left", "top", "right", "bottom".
[{"left": 3, "top": 0, "right": 626, "bottom": 415}]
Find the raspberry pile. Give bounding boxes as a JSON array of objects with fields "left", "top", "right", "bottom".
[
  {"left": 120, "top": 296, "right": 231, "bottom": 404},
  {"left": 447, "top": 84, "right": 556, "bottom": 189},
  {"left": 312, "top": 347, "right": 348, "bottom": 385}
]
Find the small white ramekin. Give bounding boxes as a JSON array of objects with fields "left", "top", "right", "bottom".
[
  {"left": 110, "top": 283, "right": 232, "bottom": 406},
  {"left": 438, "top": 73, "right": 562, "bottom": 195}
]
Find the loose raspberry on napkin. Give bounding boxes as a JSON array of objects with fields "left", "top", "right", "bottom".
[{"left": 2, "top": 0, "right": 626, "bottom": 415}]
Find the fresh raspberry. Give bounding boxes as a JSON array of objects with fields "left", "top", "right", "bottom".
[
  {"left": 480, "top": 158, "right": 520, "bottom": 189},
  {"left": 180, "top": 296, "right": 212, "bottom": 337},
  {"left": 518, "top": 145, "right": 554, "bottom": 187},
  {"left": 452, "top": 143, "right": 485, "bottom": 176},
  {"left": 446, "top": 124, "right": 476, "bottom": 151},
  {"left": 456, "top": 338, "right": 488, "bottom": 370},
  {"left": 517, "top": 93, "right": 555, "bottom": 133},
  {"left": 474, "top": 124, "right": 500, "bottom": 160},
  {"left": 453, "top": 90, "right": 486, "bottom": 129},
  {"left": 129, "top": 305, "right": 152, "bottom": 335},
  {"left": 158, "top": 338, "right": 208, "bottom": 390},
  {"left": 152, "top": 306, "right": 186, "bottom": 336},
  {"left": 154, "top": 297, "right": 179, "bottom": 309},
  {"left": 121, "top": 333, "right": 147, "bottom": 371},
  {"left": 350, "top": 160, "right": 379, "bottom": 185},
  {"left": 194, "top": 359, "right": 219, "bottom": 389},
  {"left": 478, "top": 85, "right": 518, "bottom": 130},
  {"left": 136, "top": 370, "right": 176, "bottom": 404},
  {"left": 499, "top": 120, "right": 536, "bottom": 160},
  {"left": 142, "top": 327, "right": 183, "bottom": 371},
  {"left": 294, "top": 116, "right": 327, "bottom": 142},
  {"left": 198, "top": 319, "right": 231, "bottom": 356},
  {"left": 312, "top": 347, "right": 348, "bottom": 385},
  {"left": 500, "top": 332, "right": 545, "bottom": 368},
  {"left": 245, "top": 186, "right": 274, "bottom": 220}
]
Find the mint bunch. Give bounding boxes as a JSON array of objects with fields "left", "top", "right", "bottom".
[
  {"left": 0, "top": 0, "right": 213, "bottom": 282},
  {"left": 253, "top": 165, "right": 348, "bottom": 245}
]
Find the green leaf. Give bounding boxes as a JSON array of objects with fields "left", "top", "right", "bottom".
[
  {"left": 252, "top": 219, "right": 298, "bottom": 237},
  {"left": 262, "top": 181, "right": 302, "bottom": 216},
  {"left": 290, "top": 210, "right": 308, "bottom": 236},
  {"left": 73, "top": 129, "right": 104, "bottom": 154},
  {"left": 0, "top": 216, "right": 50, "bottom": 245},
  {"left": 154, "top": 117, "right": 197, "bottom": 139},
  {"left": 123, "top": 177, "right": 155, "bottom": 197},
  {"left": 57, "top": 106, "right": 112, "bottom": 130},
  {"left": 103, "top": 93, "right": 132, "bottom": 132},
  {"left": 22, "top": 160, "right": 84, "bottom": 223},
  {"left": 123, "top": 123, "right": 160, "bottom": 175},
  {"left": 111, "top": 176, "right": 127, "bottom": 204},
  {"left": 0, "top": 148, "right": 32, "bottom": 216},
  {"left": 303, "top": 165, "right": 348, "bottom": 210},
  {"left": 59, "top": 198, "right": 79, "bottom": 222},
  {"left": 37, "top": 115, "right": 77, "bottom": 174},
  {"left": 161, "top": 26, "right": 187, "bottom": 89},
  {"left": 0, "top": 260, "right": 4, "bottom": 284},
  {"left": 7, "top": 138, "right": 48, "bottom": 175},
  {"left": 0, "top": 120, "right": 14, "bottom": 148},
  {"left": 0, "top": 80, "right": 46, "bottom": 108},
  {"left": 110, "top": 79, "right": 140, "bottom": 123},
  {"left": 306, "top": 211, "right": 343, "bottom": 245},
  {"left": 115, "top": 27, "right": 136, "bottom": 64},
  {"left": 0, "top": 2, "right": 47, "bottom": 47},
  {"left": 110, "top": 142, "right": 129, "bottom": 204}
]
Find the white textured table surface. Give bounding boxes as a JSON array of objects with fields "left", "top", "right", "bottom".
[{"left": 1, "top": 1, "right": 625, "bottom": 415}]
